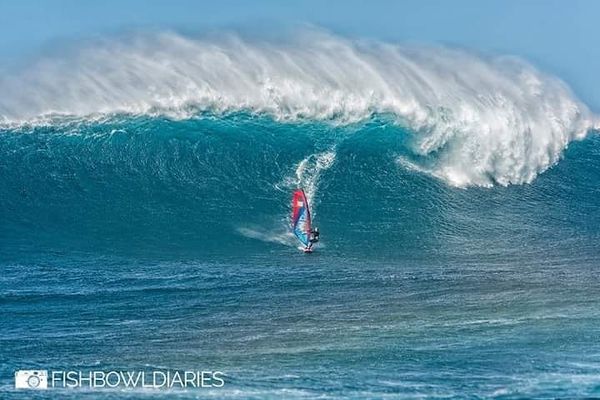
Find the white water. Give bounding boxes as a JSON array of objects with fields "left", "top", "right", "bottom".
[
  {"left": 293, "top": 150, "right": 337, "bottom": 208},
  {"left": 1, "top": 30, "right": 597, "bottom": 187},
  {"left": 236, "top": 226, "right": 296, "bottom": 247}
]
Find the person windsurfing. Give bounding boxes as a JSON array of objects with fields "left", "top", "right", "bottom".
[
  {"left": 307, "top": 227, "right": 320, "bottom": 250},
  {"left": 291, "top": 188, "right": 319, "bottom": 253}
]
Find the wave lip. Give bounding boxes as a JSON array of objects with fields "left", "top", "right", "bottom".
[{"left": 0, "top": 30, "right": 597, "bottom": 187}]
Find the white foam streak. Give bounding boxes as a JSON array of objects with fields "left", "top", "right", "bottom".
[
  {"left": 294, "top": 150, "right": 336, "bottom": 208},
  {"left": 1, "top": 31, "right": 596, "bottom": 186},
  {"left": 236, "top": 226, "right": 296, "bottom": 246}
]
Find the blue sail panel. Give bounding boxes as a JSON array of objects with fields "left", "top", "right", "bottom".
[{"left": 293, "top": 207, "right": 310, "bottom": 246}]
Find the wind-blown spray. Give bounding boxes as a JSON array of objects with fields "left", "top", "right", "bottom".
[{"left": 0, "top": 30, "right": 596, "bottom": 186}]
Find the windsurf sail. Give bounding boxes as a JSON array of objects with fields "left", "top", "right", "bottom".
[{"left": 291, "top": 189, "right": 311, "bottom": 247}]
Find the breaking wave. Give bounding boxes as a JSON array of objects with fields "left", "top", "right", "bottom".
[{"left": 0, "top": 30, "right": 597, "bottom": 186}]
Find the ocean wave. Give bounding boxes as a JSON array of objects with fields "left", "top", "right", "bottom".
[{"left": 0, "top": 30, "right": 597, "bottom": 186}]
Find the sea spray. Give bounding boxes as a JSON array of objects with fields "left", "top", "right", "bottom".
[{"left": 0, "top": 30, "right": 597, "bottom": 186}]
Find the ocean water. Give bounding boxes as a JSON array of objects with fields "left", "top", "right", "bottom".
[{"left": 1, "top": 32, "right": 600, "bottom": 399}]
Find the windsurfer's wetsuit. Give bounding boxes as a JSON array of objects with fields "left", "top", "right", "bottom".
[{"left": 307, "top": 227, "right": 320, "bottom": 250}]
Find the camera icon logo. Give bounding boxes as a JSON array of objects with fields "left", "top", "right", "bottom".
[{"left": 15, "top": 370, "right": 48, "bottom": 389}]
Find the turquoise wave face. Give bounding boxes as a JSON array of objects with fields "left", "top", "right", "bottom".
[
  {"left": 1, "top": 113, "right": 600, "bottom": 399},
  {"left": 1, "top": 114, "right": 598, "bottom": 262}
]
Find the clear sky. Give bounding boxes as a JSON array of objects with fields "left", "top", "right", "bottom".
[{"left": 1, "top": 0, "right": 598, "bottom": 111}]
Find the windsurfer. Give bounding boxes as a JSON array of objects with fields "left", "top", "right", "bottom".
[{"left": 307, "top": 227, "right": 320, "bottom": 250}]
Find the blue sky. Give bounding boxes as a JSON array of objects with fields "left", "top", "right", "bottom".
[{"left": 1, "top": 0, "right": 598, "bottom": 111}]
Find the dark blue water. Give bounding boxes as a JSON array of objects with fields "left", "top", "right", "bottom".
[{"left": 1, "top": 114, "right": 599, "bottom": 398}]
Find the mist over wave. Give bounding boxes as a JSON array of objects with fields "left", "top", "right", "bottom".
[{"left": 0, "top": 30, "right": 597, "bottom": 186}]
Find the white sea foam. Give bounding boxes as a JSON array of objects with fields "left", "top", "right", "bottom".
[
  {"left": 294, "top": 150, "right": 336, "bottom": 208},
  {"left": 1, "top": 30, "right": 597, "bottom": 186},
  {"left": 236, "top": 226, "right": 296, "bottom": 247}
]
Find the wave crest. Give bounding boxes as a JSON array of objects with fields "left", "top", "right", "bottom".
[{"left": 0, "top": 30, "right": 596, "bottom": 186}]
